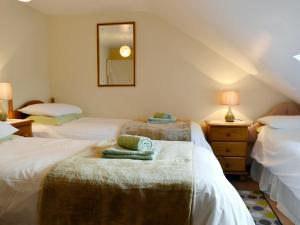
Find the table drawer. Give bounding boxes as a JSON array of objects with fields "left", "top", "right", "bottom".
[
  {"left": 14, "top": 125, "right": 32, "bottom": 137},
  {"left": 209, "top": 127, "right": 248, "bottom": 141},
  {"left": 211, "top": 142, "right": 247, "bottom": 156},
  {"left": 217, "top": 157, "right": 246, "bottom": 172}
]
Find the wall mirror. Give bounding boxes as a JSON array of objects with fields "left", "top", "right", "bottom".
[{"left": 97, "top": 22, "right": 135, "bottom": 87}]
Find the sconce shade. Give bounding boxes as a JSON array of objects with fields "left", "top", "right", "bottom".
[
  {"left": 0, "top": 83, "right": 13, "bottom": 100},
  {"left": 220, "top": 91, "right": 239, "bottom": 106}
]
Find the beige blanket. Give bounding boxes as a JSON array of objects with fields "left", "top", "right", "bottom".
[
  {"left": 119, "top": 120, "right": 191, "bottom": 141},
  {"left": 39, "top": 141, "right": 194, "bottom": 225}
]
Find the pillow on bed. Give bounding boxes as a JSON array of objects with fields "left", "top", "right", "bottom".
[
  {"left": 0, "top": 135, "right": 14, "bottom": 142},
  {"left": 0, "top": 122, "right": 18, "bottom": 139},
  {"left": 258, "top": 116, "right": 300, "bottom": 129},
  {"left": 27, "top": 114, "right": 81, "bottom": 126},
  {"left": 18, "top": 103, "right": 82, "bottom": 117}
]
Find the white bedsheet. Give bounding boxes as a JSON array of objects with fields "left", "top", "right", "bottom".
[
  {"left": 251, "top": 126, "right": 300, "bottom": 224},
  {"left": 0, "top": 137, "right": 253, "bottom": 225},
  {"left": 252, "top": 126, "right": 300, "bottom": 199},
  {"left": 32, "top": 117, "right": 212, "bottom": 149}
]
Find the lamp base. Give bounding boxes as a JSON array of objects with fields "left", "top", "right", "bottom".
[
  {"left": 0, "top": 100, "right": 8, "bottom": 121},
  {"left": 0, "top": 112, "right": 7, "bottom": 121},
  {"left": 225, "top": 107, "right": 235, "bottom": 122}
]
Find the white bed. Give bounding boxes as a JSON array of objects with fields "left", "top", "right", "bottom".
[
  {"left": 251, "top": 125, "right": 300, "bottom": 225},
  {"left": 16, "top": 100, "right": 211, "bottom": 149},
  {"left": 0, "top": 136, "right": 254, "bottom": 225},
  {"left": 31, "top": 117, "right": 212, "bottom": 149}
]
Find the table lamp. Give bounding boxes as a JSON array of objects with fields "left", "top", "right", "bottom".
[
  {"left": 220, "top": 91, "right": 239, "bottom": 122},
  {"left": 0, "top": 83, "right": 13, "bottom": 121}
]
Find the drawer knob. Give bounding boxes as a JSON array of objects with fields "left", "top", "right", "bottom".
[
  {"left": 226, "top": 133, "right": 231, "bottom": 137},
  {"left": 225, "top": 148, "right": 230, "bottom": 153},
  {"left": 225, "top": 164, "right": 230, "bottom": 168}
]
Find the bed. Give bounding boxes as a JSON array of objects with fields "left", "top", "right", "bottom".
[
  {"left": 250, "top": 102, "right": 300, "bottom": 225},
  {"left": 14, "top": 100, "right": 211, "bottom": 149},
  {"left": 0, "top": 135, "right": 254, "bottom": 225}
]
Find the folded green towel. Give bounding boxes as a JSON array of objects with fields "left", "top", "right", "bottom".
[
  {"left": 148, "top": 117, "right": 176, "bottom": 124},
  {"left": 102, "top": 145, "right": 159, "bottom": 160},
  {"left": 153, "top": 112, "right": 173, "bottom": 119},
  {"left": 103, "top": 145, "right": 160, "bottom": 160},
  {"left": 103, "top": 146, "right": 154, "bottom": 156},
  {"left": 103, "top": 154, "right": 155, "bottom": 160},
  {"left": 117, "top": 135, "right": 152, "bottom": 152}
]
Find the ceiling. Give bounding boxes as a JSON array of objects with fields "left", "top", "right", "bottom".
[
  {"left": 26, "top": 0, "right": 300, "bottom": 103},
  {"left": 26, "top": 0, "right": 150, "bottom": 15}
]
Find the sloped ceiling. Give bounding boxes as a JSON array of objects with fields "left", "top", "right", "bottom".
[{"left": 26, "top": 0, "right": 300, "bottom": 102}]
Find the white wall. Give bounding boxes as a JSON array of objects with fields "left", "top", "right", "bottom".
[
  {"left": 152, "top": 0, "right": 300, "bottom": 103},
  {"left": 49, "top": 12, "right": 290, "bottom": 122},
  {"left": 0, "top": 0, "right": 50, "bottom": 107}
]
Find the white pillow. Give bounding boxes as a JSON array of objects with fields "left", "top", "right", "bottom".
[
  {"left": 0, "top": 122, "right": 18, "bottom": 139},
  {"left": 258, "top": 116, "right": 300, "bottom": 129},
  {"left": 18, "top": 103, "right": 82, "bottom": 117}
]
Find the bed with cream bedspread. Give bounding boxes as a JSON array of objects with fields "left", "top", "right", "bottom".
[
  {"left": 31, "top": 117, "right": 211, "bottom": 149},
  {"left": 0, "top": 137, "right": 254, "bottom": 225}
]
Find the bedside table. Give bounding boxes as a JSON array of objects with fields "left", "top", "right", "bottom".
[
  {"left": 7, "top": 119, "right": 33, "bottom": 137},
  {"left": 205, "top": 120, "right": 252, "bottom": 179}
]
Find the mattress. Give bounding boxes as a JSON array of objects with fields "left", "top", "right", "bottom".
[
  {"left": 251, "top": 126, "right": 300, "bottom": 225},
  {"left": 0, "top": 136, "right": 254, "bottom": 225},
  {"left": 31, "top": 117, "right": 212, "bottom": 150}
]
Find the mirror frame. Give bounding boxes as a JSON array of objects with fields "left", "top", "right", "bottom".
[{"left": 97, "top": 22, "right": 136, "bottom": 87}]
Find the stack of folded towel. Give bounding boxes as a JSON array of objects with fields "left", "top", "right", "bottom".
[
  {"left": 103, "top": 135, "right": 158, "bottom": 160},
  {"left": 148, "top": 112, "right": 176, "bottom": 124}
]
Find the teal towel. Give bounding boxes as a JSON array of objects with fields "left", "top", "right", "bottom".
[
  {"left": 117, "top": 135, "right": 152, "bottom": 152},
  {"left": 148, "top": 117, "right": 176, "bottom": 124},
  {"left": 153, "top": 112, "right": 173, "bottom": 119},
  {"left": 103, "top": 146, "right": 154, "bottom": 156}
]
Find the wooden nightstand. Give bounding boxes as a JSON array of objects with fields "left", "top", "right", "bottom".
[
  {"left": 7, "top": 119, "right": 33, "bottom": 137},
  {"left": 205, "top": 120, "right": 252, "bottom": 178}
]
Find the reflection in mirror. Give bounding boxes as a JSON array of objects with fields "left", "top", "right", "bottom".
[{"left": 97, "top": 22, "right": 135, "bottom": 86}]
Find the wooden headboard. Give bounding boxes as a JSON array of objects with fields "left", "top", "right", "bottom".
[{"left": 13, "top": 98, "right": 55, "bottom": 119}]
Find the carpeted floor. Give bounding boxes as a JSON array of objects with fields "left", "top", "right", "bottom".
[{"left": 238, "top": 190, "right": 282, "bottom": 225}]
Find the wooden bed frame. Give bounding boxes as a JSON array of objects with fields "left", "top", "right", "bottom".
[{"left": 12, "top": 98, "right": 55, "bottom": 119}]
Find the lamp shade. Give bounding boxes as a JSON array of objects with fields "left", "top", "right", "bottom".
[
  {"left": 220, "top": 91, "right": 239, "bottom": 106},
  {"left": 0, "top": 83, "right": 13, "bottom": 100}
]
